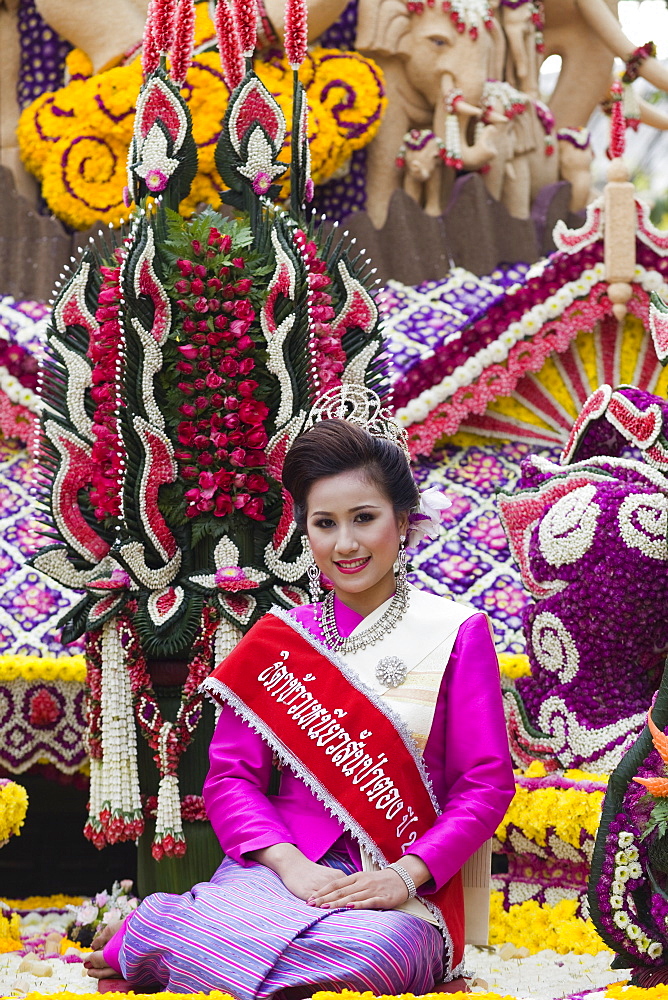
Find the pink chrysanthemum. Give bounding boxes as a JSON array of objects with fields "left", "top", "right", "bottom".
[
  {"left": 284, "top": 0, "right": 308, "bottom": 68},
  {"left": 232, "top": 0, "right": 257, "bottom": 57},
  {"left": 170, "top": 0, "right": 196, "bottom": 84},
  {"left": 215, "top": 0, "right": 245, "bottom": 91}
]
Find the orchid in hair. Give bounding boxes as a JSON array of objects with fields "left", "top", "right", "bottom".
[
  {"left": 285, "top": 0, "right": 308, "bottom": 68},
  {"left": 215, "top": 0, "right": 245, "bottom": 91},
  {"left": 232, "top": 0, "right": 258, "bottom": 58},
  {"left": 170, "top": 0, "right": 196, "bottom": 85},
  {"left": 142, "top": 0, "right": 160, "bottom": 76},
  {"left": 406, "top": 486, "right": 452, "bottom": 550}
]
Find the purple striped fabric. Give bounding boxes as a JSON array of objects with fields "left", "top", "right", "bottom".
[{"left": 119, "top": 850, "right": 444, "bottom": 997}]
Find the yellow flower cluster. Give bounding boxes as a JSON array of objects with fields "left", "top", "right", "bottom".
[
  {"left": 608, "top": 987, "right": 668, "bottom": 1000},
  {"left": 0, "top": 780, "right": 28, "bottom": 844},
  {"left": 0, "top": 655, "right": 86, "bottom": 683},
  {"left": 496, "top": 783, "right": 604, "bottom": 848},
  {"left": 59, "top": 937, "right": 92, "bottom": 954},
  {"left": 0, "top": 894, "right": 84, "bottom": 909},
  {"left": 489, "top": 891, "right": 610, "bottom": 955},
  {"left": 313, "top": 993, "right": 511, "bottom": 1000},
  {"left": 17, "top": 5, "right": 385, "bottom": 230},
  {"left": 498, "top": 653, "right": 531, "bottom": 680},
  {"left": 0, "top": 910, "right": 21, "bottom": 953}
]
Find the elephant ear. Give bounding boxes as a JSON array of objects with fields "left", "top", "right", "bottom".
[{"left": 356, "top": 0, "right": 412, "bottom": 56}]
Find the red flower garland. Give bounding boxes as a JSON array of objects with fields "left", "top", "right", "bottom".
[
  {"left": 171, "top": 229, "right": 270, "bottom": 521},
  {"left": 232, "top": 0, "right": 258, "bottom": 57},
  {"left": 170, "top": 0, "right": 196, "bottom": 85},
  {"left": 293, "top": 228, "right": 346, "bottom": 398},
  {"left": 89, "top": 248, "right": 126, "bottom": 521},
  {"left": 142, "top": 0, "right": 161, "bottom": 76},
  {"left": 215, "top": 0, "right": 245, "bottom": 91},
  {"left": 284, "top": 0, "right": 308, "bottom": 68}
]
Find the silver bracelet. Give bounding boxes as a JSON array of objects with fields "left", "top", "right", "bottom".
[{"left": 387, "top": 862, "right": 417, "bottom": 900}]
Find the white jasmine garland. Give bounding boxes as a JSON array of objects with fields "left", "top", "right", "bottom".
[{"left": 462, "top": 356, "right": 483, "bottom": 380}]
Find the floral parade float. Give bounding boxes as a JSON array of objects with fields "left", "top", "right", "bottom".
[{"left": 27, "top": 0, "right": 392, "bottom": 892}]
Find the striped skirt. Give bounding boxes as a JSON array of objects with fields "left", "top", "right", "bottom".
[{"left": 119, "top": 850, "right": 445, "bottom": 998}]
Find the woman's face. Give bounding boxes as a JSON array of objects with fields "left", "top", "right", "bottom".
[{"left": 305, "top": 469, "right": 408, "bottom": 609}]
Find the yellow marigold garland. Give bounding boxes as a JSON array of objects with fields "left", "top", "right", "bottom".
[
  {"left": 495, "top": 784, "right": 604, "bottom": 848},
  {"left": 0, "top": 780, "right": 28, "bottom": 845},
  {"left": 17, "top": 6, "right": 386, "bottom": 230},
  {"left": 489, "top": 891, "right": 610, "bottom": 955},
  {"left": 0, "top": 655, "right": 86, "bottom": 683}
]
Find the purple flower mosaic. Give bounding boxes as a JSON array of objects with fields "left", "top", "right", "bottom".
[{"left": 410, "top": 439, "right": 559, "bottom": 652}]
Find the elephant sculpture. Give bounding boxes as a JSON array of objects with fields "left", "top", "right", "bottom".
[
  {"left": 354, "top": 0, "right": 668, "bottom": 226},
  {"left": 396, "top": 128, "right": 446, "bottom": 216}
]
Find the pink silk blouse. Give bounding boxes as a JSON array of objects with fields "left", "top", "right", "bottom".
[{"left": 202, "top": 597, "right": 515, "bottom": 892}]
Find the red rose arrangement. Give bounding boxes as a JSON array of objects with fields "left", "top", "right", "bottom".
[
  {"left": 163, "top": 216, "right": 273, "bottom": 524},
  {"left": 89, "top": 247, "right": 126, "bottom": 521}
]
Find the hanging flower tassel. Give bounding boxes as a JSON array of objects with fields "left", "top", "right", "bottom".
[
  {"left": 284, "top": 0, "right": 308, "bottom": 69},
  {"left": 232, "top": 0, "right": 258, "bottom": 58},
  {"left": 152, "top": 722, "right": 186, "bottom": 859},
  {"left": 608, "top": 81, "right": 626, "bottom": 160},
  {"left": 142, "top": 0, "right": 160, "bottom": 76},
  {"left": 98, "top": 618, "right": 144, "bottom": 844},
  {"left": 443, "top": 112, "right": 463, "bottom": 170},
  {"left": 170, "top": 0, "right": 196, "bottom": 85},
  {"left": 215, "top": 0, "right": 245, "bottom": 91}
]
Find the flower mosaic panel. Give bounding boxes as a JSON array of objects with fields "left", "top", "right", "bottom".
[
  {"left": 0, "top": 439, "right": 81, "bottom": 657},
  {"left": 410, "top": 440, "right": 560, "bottom": 653},
  {"left": 380, "top": 265, "right": 530, "bottom": 386}
]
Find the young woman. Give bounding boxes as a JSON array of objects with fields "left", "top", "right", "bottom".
[{"left": 87, "top": 419, "right": 514, "bottom": 997}]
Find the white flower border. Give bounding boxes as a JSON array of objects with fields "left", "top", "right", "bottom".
[{"left": 394, "top": 264, "right": 668, "bottom": 429}]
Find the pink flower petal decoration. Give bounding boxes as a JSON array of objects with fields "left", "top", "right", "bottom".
[
  {"left": 232, "top": 0, "right": 257, "bottom": 57},
  {"left": 284, "top": 0, "right": 308, "bottom": 68},
  {"left": 170, "top": 0, "right": 196, "bottom": 84},
  {"left": 142, "top": 0, "right": 160, "bottom": 76},
  {"left": 215, "top": 0, "right": 245, "bottom": 91},
  {"left": 153, "top": 0, "right": 177, "bottom": 54}
]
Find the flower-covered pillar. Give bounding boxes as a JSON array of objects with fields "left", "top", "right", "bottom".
[{"left": 32, "top": 0, "right": 389, "bottom": 893}]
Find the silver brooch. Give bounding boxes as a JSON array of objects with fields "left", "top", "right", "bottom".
[{"left": 375, "top": 656, "right": 408, "bottom": 688}]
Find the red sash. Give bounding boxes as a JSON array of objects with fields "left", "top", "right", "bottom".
[{"left": 203, "top": 610, "right": 465, "bottom": 971}]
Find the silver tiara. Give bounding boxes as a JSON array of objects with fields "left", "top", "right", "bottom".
[{"left": 305, "top": 384, "right": 411, "bottom": 460}]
